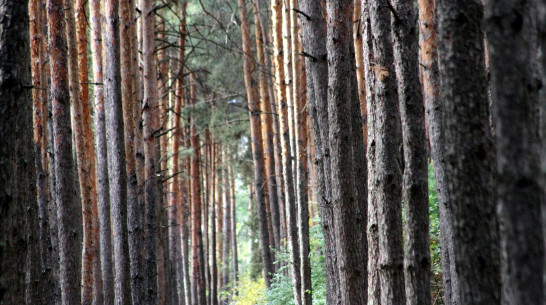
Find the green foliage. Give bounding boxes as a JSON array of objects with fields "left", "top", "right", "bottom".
[
  {"left": 232, "top": 274, "right": 266, "bottom": 305},
  {"left": 428, "top": 163, "right": 442, "bottom": 275}
]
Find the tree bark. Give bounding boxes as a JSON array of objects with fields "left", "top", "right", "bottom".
[
  {"left": 353, "top": 0, "right": 367, "bottom": 143},
  {"left": 239, "top": 0, "right": 275, "bottom": 287},
  {"left": 326, "top": 1, "right": 368, "bottom": 304},
  {"left": 369, "top": 1, "right": 406, "bottom": 304},
  {"left": 103, "top": 0, "right": 132, "bottom": 303},
  {"left": 299, "top": 0, "right": 340, "bottom": 302},
  {"left": 417, "top": 0, "right": 459, "bottom": 304},
  {"left": 89, "top": 1, "right": 115, "bottom": 303},
  {"left": 0, "top": 0, "right": 35, "bottom": 302},
  {"left": 230, "top": 165, "right": 239, "bottom": 286},
  {"left": 45, "top": 0, "right": 83, "bottom": 303},
  {"left": 485, "top": 1, "right": 544, "bottom": 304},
  {"left": 140, "top": 0, "right": 160, "bottom": 302},
  {"left": 389, "top": 1, "right": 431, "bottom": 305},
  {"left": 437, "top": 0, "right": 501, "bottom": 304}
]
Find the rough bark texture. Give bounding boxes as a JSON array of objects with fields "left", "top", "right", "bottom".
[
  {"left": 299, "top": 0, "right": 340, "bottom": 302},
  {"left": 120, "top": 0, "right": 146, "bottom": 303},
  {"left": 326, "top": 1, "right": 368, "bottom": 304},
  {"left": 90, "top": 1, "right": 115, "bottom": 303},
  {"left": 45, "top": 0, "right": 83, "bottom": 303},
  {"left": 369, "top": 1, "right": 405, "bottom": 304},
  {"left": 539, "top": 0, "right": 546, "bottom": 298},
  {"left": 239, "top": 0, "right": 275, "bottom": 287},
  {"left": 140, "top": 0, "right": 160, "bottom": 302},
  {"left": 0, "top": 1, "right": 35, "bottom": 302},
  {"left": 390, "top": 1, "right": 431, "bottom": 305},
  {"left": 485, "top": 1, "right": 544, "bottom": 304},
  {"left": 30, "top": 0, "right": 57, "bottom": 303},
  {"left": 417, "top": 0, "right": 459, "bottom": 304},
  {"left": 437, "top": 1, "right": 501, "bottom": 304},
  {"left": 71, "top": 0, "right": 99, "bottom": 302},
  {"left": 103, "top": 0, "right": 132, "bottom": 303}
]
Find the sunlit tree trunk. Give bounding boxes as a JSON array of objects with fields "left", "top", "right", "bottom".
[
  {"left": 353, "top": 0, "right": 367, "bottom": 143},
  {"left": 239, "top": 0, "right": 275, "bottom": 287}
]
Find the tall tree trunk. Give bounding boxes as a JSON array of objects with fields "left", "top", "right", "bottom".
[
  {"left": 390, "top": 1, "right": 431, "bottom": 304},
  {"left": 254, "top": 2, "right": 281, "bottom": 252},
  {"left": 103, "top": 0, "right": 132, "bottom": 303},
  {"left": 362, "top": 3, "right": 380, "bottom": 303},
  {"left": 353, "top": 0, "right": 367, "bottom": 143},
  {"left": 299, "top": 0, "right": 340, "bottom": 302},
  {"left": 369, "top": 1, "right": 406, "bottom": 304},
  {"left": 210, "top": 142, "right": 219, "bottom": 305},
  {"left": 222, "top": 153, "right": 232, "bottom": 297},
  {"left": 90, "top": 1, "right": 115, "bottom": 303},
  {"left": 291, "top": 9, "right": 312, "bottom": 303},
  {"left": 188, "top": 73, "right": 206, "bottom": 305},
  {"left": 538, "top": 0, "right": 546, "bottom": 297},
  {"left": 230, "top": 164, "right": 239, "bottom": 286},
  {"left": 71, "top": 0, "right": 99, "bottom": 302},
  {"left": 30, "top": 0, "right": 57, "bottom": 302},
  {"left": 417, "top": 0, "right": 459, "bottom": 303},
  {"left": 437, "top": 0, "right": 501, "bottom": 304},
  {"left": 45, "top": 0, "right": 83, "bottom": 303},
  {"left": 238, "top": 0, "right": 275, "bottom": 287},
  {"left": 120, "top": 0, "right": 146, "bottom": 303},
  {"left": 485, "top": 1, "right": 544, "bottom": 304},
  {"left": 326, "top": 1, "right": 368, "bottom": 304},
  {"left": 140, "top": 0, "right": 160, "bottom": 302},
  {"left": 0, "top": 0, "right": 35, "bottom": 303},
  {"left": 280, "top": 0, "right": 302, "bottom": 300},
  {"left": 182, "top": 120, "right": 192, "bottom": 305}
]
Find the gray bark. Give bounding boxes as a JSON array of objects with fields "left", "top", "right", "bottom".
[
  {"left": 437, "top": 0, "right": 501, "bottom": 304},
  {"left": 103, "top": 0, "right": 132, "bottom": 303},
  {"left": 0, "top": 1, "right": 36, "bottom": 302},
  {"left": 299, "top": 0, "right": 340, "bottom": 303},
  {"left": 369, "top": 1, "right": 405, "bottom": 304},
  {"left": 326, "top": 1, "right": 368, "bottom": 304},
  {"left": 390, "top": 2, "right": 431, "bottom": 305},
  {"left": 46, "top": 0, "right": 83, "bottom": 303},
  {"left": 485, "top": 1, "right": 544, "bottom": 304}
]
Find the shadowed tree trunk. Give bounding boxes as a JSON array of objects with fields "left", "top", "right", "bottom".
[
  {"left": 0, "top": 0, "right": 36, "bottom": 303},
  {"left": 239, "top": 0, "right": 275, "bottom": 287},
  {"left": 369, "top": 0, "right": 405, "bottom": 304},
  {"left": 485, "top": 1, "right": 544, "bottom": 304},
  {"left": 418, "top": 0, "right": 459, "bottom": 304},
  {"left": 299, "top": 0, "right": 340, "bottom": 302},
  {"left": 437, "top": 0, "right": 501, "bottom": 304},
  {"left": 103, "top": 0, "right": 132, "bottom": 303},
  {"left": 120, "top": 0, "right": 146, "bottom": 303},
  {"left": 326, "top": 1, "right": 368, "bottom": 304},
  {"left": 140, "top": 0, "right": 160, "bottom": 302},
  {"left": 390, "top": 1, "right": 431, "bottom": 305},
  {"left": 46, "top": 0, "right": 82, "bottom": 303}
]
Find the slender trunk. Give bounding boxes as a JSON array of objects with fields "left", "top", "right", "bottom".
[
  {"left": 539, "top": 0, "right": 546, "bottom": 297},
  {"left": 222, "top": 153, "right": 232, "bottom": 295},
  {"left": 390, "top": 1, "right": 431, "bottom": 304},
  {"left": 437, "top": 0, "right": 501, "bottom": 304},
  {"left": 417, "top": 0, "right": 459, "bottom": 303},
  {"left": 210, "top": 143, "right": 219, "bottom": 305},
  {"left": 353, "top": 0, "right": 367, "bottom": 143},
  {"left": 182, "top": 120, "right": 192, "bottom": 305},
  {"left": 230, "top": 165, "right": 239, "bottom": 285},
  {"left": 189, "top": 73, "right": 207, "bottom": 305},
  {"left": 369, "top": 1, "right": 406, "bottom": 304},
  {"left": 299, "top": 0, "right": 340, "bottom": 302},
  {"left": 239, "top": 0, "right": 275, "bottom": 287},
  {"left": 103, "top": 0, "right": 132, "bottom": 303},
  {"left": 140, "top": 0, "right": 160, "bottom": 302},
  {"left": 45, "top": 0, "right": 82, "bottom": 303},
  {"left": 30, "top": 0, "right": 57, "bottom": 302},
  {"left": 0, "top": 1, "right": 35, "bottom": 303},
  {"left": 485, "top": 1, "right": 544, "bottom": 304},
  {"left": 254, "top": 2, "right": 281, "bottom": 252}
]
